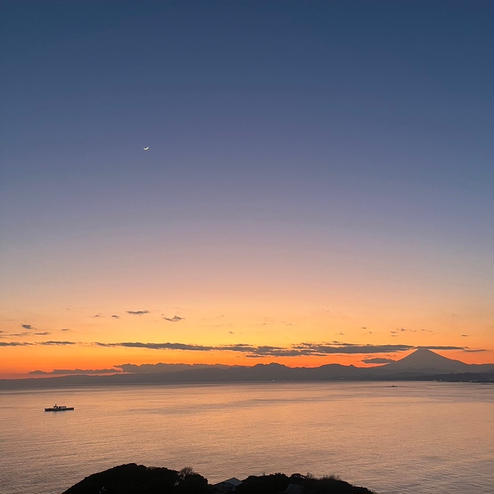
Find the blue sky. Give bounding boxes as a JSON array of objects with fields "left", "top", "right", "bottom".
[{"left": 0, "top": 1, "right": 492, "bottom": 374}]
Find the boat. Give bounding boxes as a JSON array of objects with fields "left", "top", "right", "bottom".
[{"left": 44, "top": 404, "right": 74, "bottom": 412}]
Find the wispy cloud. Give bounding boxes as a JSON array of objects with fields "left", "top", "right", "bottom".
[
  {"left": 416, "top": 345, "right": 466, "bottom": 350},
  {"left": 21, "top": 324, "right": 33, "bottom": 330},
  {"left": 292, "top": 343, "right": 413, "bottom": 355},
  {"left": 163, "top": 315, "right": 184, "bottom": 322},
  {"left": 0, "top": 342, "right": 32, "bottom": 346},
  {"left": 116, "top": 363, "right": 219, "bottom": 374},
  {"left": 93, "top": 340, "right": 474, "bottom": 357},
  {"left": 3, "top": 330, "right": 49, "bottom": 337},
  {"left": 2, "top": 338, "right": 480, "bottom": 358},
  {"left": 362, "top": 357, "right": 395, "bottom": 364},
  {"left": 127, "top": 310, "right": 149, "bottom": 316},
  {"left": 111, "top": 315, "right": 120, "bottom": 319},
  {"left": 0, "top": 340, "right": 75, "bottom": 347},
  {"left": 399, "top": 327, "right": 417, "bottom": 333},
  {"left": 39, "top": 341, "right": 76, "bottom": 346},
  {"left": 30, "top": 368, "right": 119, "bottom": 376},
  {"left": 96, "top": 341, "right": 214, "bottom": 351}
]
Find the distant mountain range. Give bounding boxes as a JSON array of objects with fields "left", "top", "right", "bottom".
[{"left": 0, "top": 348, "right": 492, "bottom": 389}]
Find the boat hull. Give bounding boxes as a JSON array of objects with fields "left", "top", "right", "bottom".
[{"left": 44, "top": 407, "right": 74, "bottom": 412}]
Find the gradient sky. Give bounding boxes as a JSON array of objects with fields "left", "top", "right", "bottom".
[{"left": 1, "top": 0, "right": 492, "bottom": 378}]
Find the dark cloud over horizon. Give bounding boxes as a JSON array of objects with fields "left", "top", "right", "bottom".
[
  {"left": 1, "top": 338, "right": 481, "bottom": 356},
  {"left": 362, "top": 357, "right": 396, "bottom": 364},
  {"left": 416, "top": 345, "right": 469, "bottom": 350},
  {"left": 40, "top": 341, "right": 75, "bottom": 346},
  {"left": 116, "top": 363, "right": 221, "bottom": 374},
  {"left": 0, "top": 341, "right": 31, "bottom": 346},
  {"left": 93, "top": 341, "right": 475, "bottom": 357},
  {"left": 30, "top": 368, "right": 119, "bottom": 376},
  {"left": 127, "top": 310, "right": 149, "bottom": 316},
  {"left": 0, "top": 340, "right": 76, "bottom": 347}
]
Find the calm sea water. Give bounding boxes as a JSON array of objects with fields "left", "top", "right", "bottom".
[{"left": 0, "top": 381, "right": 492, "bottom": 494}]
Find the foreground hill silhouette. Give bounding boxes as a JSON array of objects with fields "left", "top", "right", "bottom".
[
  {"left": 63, "top": 464, "right": 374, "bottom": 494},
  {"left": 1, "top": 348, "right": 492, "bottom": 389}
]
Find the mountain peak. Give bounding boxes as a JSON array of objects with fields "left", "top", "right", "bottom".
[
  {"left": 387, "top": 347, "right": 468, "bottom": 373},
  {"left": 413, "top": 347, "right": 435, "bottom": 354}
]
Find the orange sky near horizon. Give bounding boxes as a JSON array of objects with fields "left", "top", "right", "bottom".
[
  {"left": 1, "top": 345, "right": 492, "bottom": 380},
  {"left": 0, "top": 298, "right": 492, "bottom": 378}
]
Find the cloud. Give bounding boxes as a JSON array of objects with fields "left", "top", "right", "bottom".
[
  {"left": 93, "top": 340, "right": 482, "bottom": 358},
  {"left": 0, "top": 341, "right": 32, "bottom": 346},
  {"left": 93, "top": 314, "right": 102, "bottom": 318},
  {"left": 399, "top": 328, "right": 417, "bottom": 333},
  {"left": 115, "top": 363, "right": 220, "bottom": 374},
  {"left": 163, "top": 315, "right": 184, "bottom": 322},
  {"left": 34, "top": 331, "right": 50, "bottom": 336},
  {"left": 60, "top": 328, "right": 71, "bottom": 332},
  {"left": 29, "top": 368, "right": 119, "bottom": 376},
  {"left": 461, "top": 334, "right": 469, "bottom": 337},
  {"left": 462, "top": 348, "right": 487, "bottom": 353},
  {"left": 127, "top": 310, "right": 149, "bottom": 316},
  {"left": 39, "top": 341, "right": 76, "bottom": 346},
  {"left": 93, "top": 341, "right": 419, "bottom": 357},
  {"left": 111, "top": 315, "right": 120, "bottom": 319},
  {"left": 96, "top": 341, "right": 215, "bottom": 351},
  {"left": 5, "top": 338, "right": 477, "bottom": 357},
  {"left": 21, "top": 324, "right": 33, "bottom": 330},
  {"left": 362, "top": 357, "right": 396, "bottom": 364},
  {"left": 0, "top": 340, "right": 76, "bottom": 347},
  {"left": 292, "top": 342, "right": 413, "bottom": 354},
  {"left": 417, "top": 345, "right": 465, "bottom": 350}
]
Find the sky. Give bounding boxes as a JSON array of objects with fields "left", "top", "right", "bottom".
[{"left": 0, "top": 0, "right": 492, "bottom": 378}]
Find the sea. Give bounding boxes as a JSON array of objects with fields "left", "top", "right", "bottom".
[{"left": 0, "top": 381, "right": 492, "bottom": 494}]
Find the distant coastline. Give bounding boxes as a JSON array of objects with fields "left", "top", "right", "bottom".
[{"left": 1, "top": 349, "right": 492, "bottom": 390}]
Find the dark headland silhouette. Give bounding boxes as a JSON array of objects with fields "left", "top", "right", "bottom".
[
  {"left": 1, "top": 348, "right": 492, "bottom": 389},
  {"left": 63, "top": 463, "right": 374, "bottom": 494}
]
